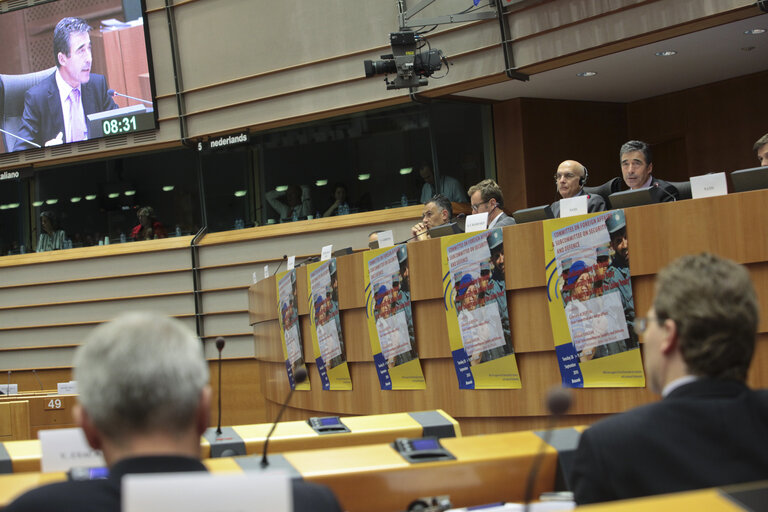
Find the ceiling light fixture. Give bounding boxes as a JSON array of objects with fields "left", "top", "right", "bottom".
[
  {"left": 45, "top": 198, "right": 59, "bottom": 205},
  {"left": 275, "top": 185, "right": 288, "bottom": 192},
  {"left": 71, "top": 197, "right": 82, "bottom": 203},
  {"left": 744, "top": 28, "right": 766, "bottom": 35},
  {"left": 162, "top": 185, "right": 175, "bottom": 192},
  {"left": 655, "top": 50, "right": 677, "bottom": 57},
  {"left": 234, "top": 190, "right": 247, "bottom": 197},
  {"left": 33, "top": 201, "right": 44, "bottom": 207},
  {"left": 124, "top": 190, "right": 136, "bottom": 196},
  {"left": 357, "top": 173, "right": 371, "bottom": 181},
  {"left": 315, "top": 179, "right": 328, "bottom": 187},
  {"left": 399, "top": 167, "right": 413, "bottom": 175},
  {"left": 85, "top": 195, "right": 97, "bottom": 201}
]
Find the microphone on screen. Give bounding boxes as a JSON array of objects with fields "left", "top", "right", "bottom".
[{"left": 260, "top": 367, "right": 308, "bottom": 468}]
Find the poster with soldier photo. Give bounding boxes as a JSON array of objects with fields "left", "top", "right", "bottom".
[
  {"left": 364, "top": 244, "right": 425, "bottom": 390},
  {"left": 306, "top": 258, "right": 352, "bottom": 390},
  {"left": 440, "top": 228, "right": 521, "bottom": 389},
  {"left": 544, "top": 210, "right": 645, "bottom": 388},
  {"left": 276, "top": 269, "right": 310, "bottom": 390}
]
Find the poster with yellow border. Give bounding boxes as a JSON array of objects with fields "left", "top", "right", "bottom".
[
  {"left": 306, "top": 258, "right": 352, "bottom": 390},
  {"left": 276, "top": 269, "right": 310, "bottom": 391},
  {"left": 440, "top": 228, "right": 521, "bottom": 389},
  {"left": 363, "top": 244, "right": 425, "bottom": 390},
  {"left": 543, "top": 210, "right": 645, "bottom": 388}
]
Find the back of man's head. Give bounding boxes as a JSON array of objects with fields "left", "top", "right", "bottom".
[
  {"left": 428, "top": 193, "right": 453, "bottom": 220},
  {"left": 74, "top": 312, "right": 209, "bottom": 442},
  {"left": 653, "top": 253, "right": 758, "bottom": 381}
]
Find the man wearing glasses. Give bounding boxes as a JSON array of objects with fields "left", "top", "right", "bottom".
[
  {"left": 570, "top": 253, "right": 768, "bottom": 505},
  {"left": 550, "top": 160, "right": 606, "bottom": 217},
  {"left": 467, "top": 179, "right": 516, "bottom": 229}
]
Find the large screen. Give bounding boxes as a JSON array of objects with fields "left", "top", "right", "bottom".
[{"left": 0, "top": 0, "right": 157, "bottom": 154}]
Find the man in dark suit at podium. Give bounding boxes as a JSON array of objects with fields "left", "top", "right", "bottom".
[
  {"left": 570, "top": 253, "right": 768, "bottom": 504},
  {"left": 4, "top": 312, "right": 342, "bottom": 512},
  {"left": 619, "top": 140, "right": 678, "bottom": 201},
  {"left": 15, "top": 17, "right": 117, "bottom": 150}
]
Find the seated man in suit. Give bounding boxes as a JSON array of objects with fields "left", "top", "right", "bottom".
[
  {"left": 5, "top": 312, "right": 342, "bottom": 512},
  {"left": 410, "top": 193, "right": 453, "bottom": 241},
  {"left": 754, "top": 133, "right": 768, "bottom": 167},
  {"left": 467, "top": 179, "right": 516, "bottom": 229},
  {"left": 570, "top": 253, "right": 768, "bottom": 505},
  {"left": 550, "top": 160, "right": 606, "bottom": 217},
  {"left": 16, "top": 17, "right": 118, "bottom": 149},
  {"left": 619, "top": 140, "right": 678, "bottom": 201}
]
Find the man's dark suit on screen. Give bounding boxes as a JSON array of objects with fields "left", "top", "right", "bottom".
[
  {"left": 4, "top": 456, "right": 343, "bottom": 512},
  {"left": 16, "top": 72, "right": 117, "bottom": 149},
  {"left": 570, "top": 378, "right": 768, "bottom": 504}
]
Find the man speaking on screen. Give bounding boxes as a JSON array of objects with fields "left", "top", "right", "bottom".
[{"left": 16, "top": 17, "right": 118, "bottom": 149}]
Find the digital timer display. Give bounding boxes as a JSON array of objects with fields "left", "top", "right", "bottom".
[{"left": 102, "top": 115, "right": 138, "bottom": 135}]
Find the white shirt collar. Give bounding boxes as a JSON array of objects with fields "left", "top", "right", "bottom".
[
  {"left": 661, "top": 375, "right": 700, "bottom": 398},
  {"left": 54, "top": 69, "right": 79, "bottom": 104}
]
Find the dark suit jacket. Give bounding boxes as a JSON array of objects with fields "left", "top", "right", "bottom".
[
  {"left": 4, "top": 455, "right": 343, "bottom": 512},
  {"left": 569, "top": 378, "right": 768, "bottom": 505},
  {"left": 551, "top": 189, "right": 607, "bottom": 218},
  {"left": 16, "top": 72, "right": 118, "bottom": 149}
]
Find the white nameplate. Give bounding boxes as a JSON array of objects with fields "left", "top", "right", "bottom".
[
  {"left": 264, "top": 264, "right": 270, "bottom": 279},
  {"left": 465, "top": 212, "right": 489, "bottom": 232},
  {"left": 377, "top": 230, "right": 394, "bottom": 248},
  {"left": 39, "top": 428, "right": 105, "bottom": 473},
  {"left": 252, "top": 272, "right": 258, "bottom": 284},
  {"left": 559, "top": 195, "right": 588, "bottom": 217},
  {"left": 0, "top": 384, "right": 18, "bottom": 395},
  {"left": 691, "top": 172, "right": 727, "bottom": 199},
  {"left": 287, "top": 255, "right": 296, "bottom": 271},
  {"left": 57, "top": 381, "right": 77, "bottom": 394},
  {"left": 123, "top": 471, "right": 291, "bottom": 512},
  {"left": 321, "top": 244, "right": 333, "bottom": 261}
]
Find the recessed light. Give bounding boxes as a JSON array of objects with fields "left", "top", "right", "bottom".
[
  {"left": 85, "top": 195, "right": 97, "bottom": 201},
  {"left": 399, "top": 167, "right": 413, "bottom": 175},
  {"left": 357, "top": 173, "right": 371, "bottom": 181},
  {"left": 576, "top": 71, "right": 597, "bottom": 77},
  {"left": 70, "top": 197, "right": 82, "bottom": 203},
  {"left": 275, "top": 185, "right": 288, "bottom": 192},
  {"left": 655, "top": 50, "right": 677, "bottom": 57},
  {"left": 108, "top": 193, "right": 120, "bottom": 199},
  {"left": 315, "top": 179, "right": 328, "bottom": 187},
  {"left": 33, "top": 201, "right": 44, "bottom": 207},
  {"left": 162, "top": 185, "right": 175, "bottom": 192},
  {"left": 234, "top": 190, "right": 247, "bottom": 197},
  {"left": 744, "top": 28, "right": 766, "bottom": 35},
  {"left": 7, "top": 203, "right": 19, "bottom": 209},
  {"left": 45, "top": 198, "right": 58, "bottom": 204},
  {"left": 124, "top": 190, "right": 136, "bottom": 196}
]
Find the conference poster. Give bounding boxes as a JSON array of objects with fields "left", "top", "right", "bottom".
[
  {"left": 543, "top": 210, "right": 646, "bottom": 388},
  {"left": 275, "top": 269, "right": 310, "bottom": 391},
  {"left": 440, "top": 228, "right": 521, "bottom": 389},
  {"left": 306, "top": 258, "right": 352, "bottom": 390},
  {"left": 363, "top": 244, "right": 426, "bottom": 390}
]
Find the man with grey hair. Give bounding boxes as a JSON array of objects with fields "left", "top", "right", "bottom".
[
  {"left": 410, "top": 193, "right": 453, "bottom": 241},
  {"left": 570, "top": 253, "right": 768, "bottom": 504},
  {"left": 619, "top": 140, "right": 678, "bottom": 201},
  {"left": 754, "top": 132, "right": 768, "bottom": 166},
  {"left": 5, "top": 312, "right": 342, "bottom": 512}
]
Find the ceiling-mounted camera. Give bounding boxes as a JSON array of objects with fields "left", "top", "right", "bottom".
[{"left": 363, "top": 31, "right": 446, "bottom": 90}]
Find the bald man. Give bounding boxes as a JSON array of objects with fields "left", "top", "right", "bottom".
[{"left": 551, "top": 160, "right": 606, "bottom": 218}]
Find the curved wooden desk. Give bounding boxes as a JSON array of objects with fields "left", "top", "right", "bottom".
[{"left": 250, "top": 190, "right": 768, "bottom": 433}]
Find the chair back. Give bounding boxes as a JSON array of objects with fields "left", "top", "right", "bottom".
[
  {"left": 583, "top": 177, "right": 623, "bottom": 209},
  {"left": 0, "top": 67, "right": 56, "bottom": 152}
]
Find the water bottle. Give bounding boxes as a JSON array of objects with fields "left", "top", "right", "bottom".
[
  {"left": 291, "top": 209, "right": 298, "bottom": 222},
  {"left": 175, "top": 225, "right": 182, "bottom": 236},
  {"left": 120, "top": 233, "right": 126, "bottom": 244},
  {"left": 400, "top": 193, "right": 408, "bottom": 207}
]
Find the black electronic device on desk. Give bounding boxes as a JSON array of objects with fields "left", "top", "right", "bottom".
[
  {"left": 392, "top": 436, "right": 455, "bottom": 464},
  {"left": 512, "top": 205, "right": 553, "bottom": 224},
  {"left": 307, "top": 416, "right": 351, "bottom": 435},
  {"left": 730, "top": 166, "right": 768, "bottom": 193},
  {"left": 608, "top": 187, "right": 657, "bottom": 208},
  {"left": 428, "top": 222, "right": 462, "bottom": 238}
]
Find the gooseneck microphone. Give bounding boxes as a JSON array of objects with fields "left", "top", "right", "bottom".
[
  {"left": 107, "top": 89, "right": 153, "bottom": 106},
  {"left": 32, "top": 369, "right": 44, "bottom": 390},
  {"left": 523, "top": 387, "right": 573, "bottom": 511},
  {"left": 271, "top": 255, "right": 288, "bottom": 277},
  {"left": 215, "top": 337, "right": 225, "bottom": 435},
  {"left": 653, "top": 182, "right": 678, "bottom": 202},
  {"left": 260, "top": 367, "right": 308, "bottom": 468},
  {"left": 7, "top": 370, "right": 11, "bottom": 395}
]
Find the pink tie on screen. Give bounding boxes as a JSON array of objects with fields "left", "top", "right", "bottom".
[{"left": 70, "top": 88, "right": 87, "bottom": 142}]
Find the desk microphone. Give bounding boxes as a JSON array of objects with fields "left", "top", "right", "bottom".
[
  {"left": 0, "top": 127, "right": 41, "bottom": 149},
  {"left": 260, "top": 367, "right": 308, "bottom": 468},
  {"left": 523, "top": 387, "right": 573, "bottom": 512},
  {"left": 107, "top": 89, "right": 153, "bottom": 106},
  {"left": 32, "top": 369, "right": 44, "bottom": 390},
  {"left": 7, "top": 370, "right": 12, "bottom": 395},
  {"left": 214, "top": 337, "right": 225, "bottom": 435},
  {"left": 272, "top": 255, "right": 288, "bottom": 277},
  {"left": 653, "top": 182, "right": 677, "bottom": 202}
]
